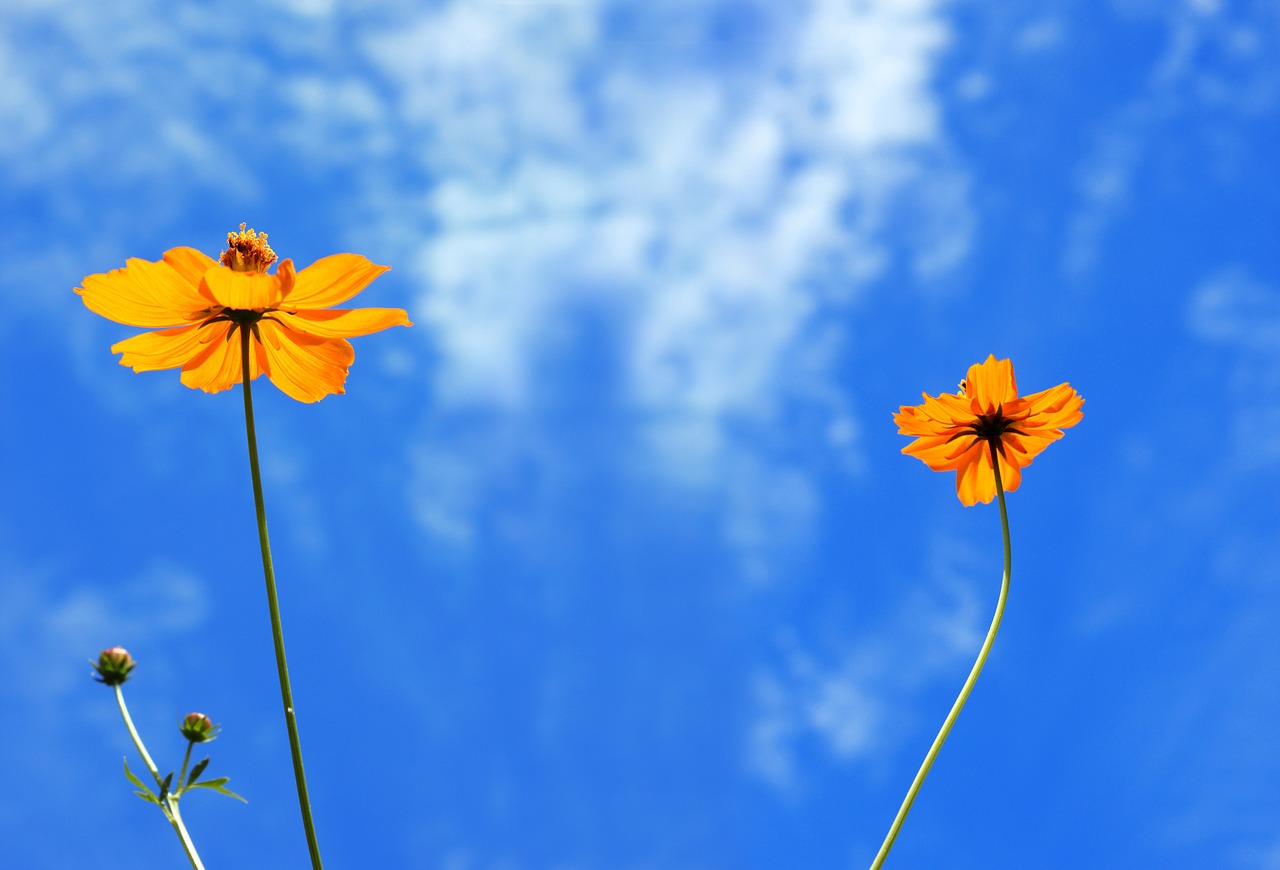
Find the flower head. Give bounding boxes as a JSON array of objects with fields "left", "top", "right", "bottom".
[
  {"left": 92, "top": 646, "right": 137, "bottom": 686},
  {"left": 179, "top": 712, "right": 220, "bottom": 743},
  {"left": 76, "top": 225, "right": 412, "bottom": 402},
  {"left": 895, "top": 355, "right": 1084, "bottom": 506}
]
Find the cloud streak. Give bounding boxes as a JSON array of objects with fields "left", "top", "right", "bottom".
[
  {"left": 1, "top": 0, "right": 975, "bottom": 571},
  {"left": 363, "top": 0, "right": 973, "bottom": 564},
  {"left": 747, "top": 534, "right": 988, "bottom": 791}
]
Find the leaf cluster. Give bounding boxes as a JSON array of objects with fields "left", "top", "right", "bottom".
[{"left": 124, "top": 758, "right": 246, "bottom": 808}]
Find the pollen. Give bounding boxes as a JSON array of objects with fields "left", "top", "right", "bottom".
[{"left": 220, "top": 223, "right": 278, "bottom": 273}]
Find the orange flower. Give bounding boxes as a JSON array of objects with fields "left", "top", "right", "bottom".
[
  {"left": 76, "top": 225, "right": 412, "bottom": 403},
  {"left": 895, "top": 355, "right": 1084, "bottom": 506}
]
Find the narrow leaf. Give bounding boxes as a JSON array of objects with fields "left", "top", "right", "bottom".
[
  {"left": 187, "top": 757, "right": 211, "bottom": 787},
  {"left": 208, "top": 783, "right": 247, "bottom": 803},
  {"left": 123, "top": 759, "right": 157, "bottom": 800},
  {"left": 132, "top": 790, "right": 162, "bottom": 806},
  {"left": 189, "top": 778, "right": 247, "bottom": 803}
]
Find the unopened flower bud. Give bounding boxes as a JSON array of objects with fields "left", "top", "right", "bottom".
[
  {"left": 91, "top": 646, "right": 136, "bottom": 686},
  {"left": 179, "top": 712, "right": 220, "bottom": 743}
]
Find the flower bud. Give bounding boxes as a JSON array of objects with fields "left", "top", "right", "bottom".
[
  {"left": 179, "top": 712, "right": 220, "bottom": 743},
  {"left": 91, "top": 646, "right": 136, "bottom": 686}
]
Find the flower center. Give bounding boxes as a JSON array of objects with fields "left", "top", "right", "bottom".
[
  {"left": 971, "top": 411, "right": 1014, "bottom": 441},
  {"left": 224, "top": 309, "right": 265, "bottom": 325},
  {"left": 220, "top": 223, "right": 277, "bottom": 273},
  {"left": 951, "top": 408, "right": 1031, "bottom": 460}
]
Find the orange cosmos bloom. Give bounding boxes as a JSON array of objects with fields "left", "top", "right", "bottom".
[
  {"left": 76, "top": 225, "right": 412, "bottom": 403},
  {"left": 895, "top": 355, "right": 1084, "bottom": 506}
]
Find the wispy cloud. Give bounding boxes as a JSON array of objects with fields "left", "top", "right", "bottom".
[
  {"left": 362, "top": 0, "right": 972, "bottom": 566},
  {"left": 0, "top": 558, "right": 208, "bottom": 703},
  {"left": 1187, "top": 266, "right": 1280, "bottom": 468},
  {"left": 1064, "top": 0, "right": 1280, "bottom": 276},
  {"left": 2, "top": 0, "right": 974, "bottom": 572},
  {"left": 746, "top": 534, "right": 988, "bottom": 792},
  {"left": 0, "top": 0, "right": 980, "bottom": 582},
  {"left": 1141, "top": 602, "right": 1280, "bottom": 865}
]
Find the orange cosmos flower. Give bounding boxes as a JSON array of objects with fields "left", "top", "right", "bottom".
[
  {"left": 76, "top": 225, "right": 412, "bottom": 403},
  {"left": 895, "top": 355, "right": 1084, "bottom": 506}
]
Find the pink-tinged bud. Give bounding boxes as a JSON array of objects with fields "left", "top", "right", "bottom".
[
  {"left": 91, "top": 646, "right": 136, "bottom": 686},
  {"left": 179, "top": 712, "right": 220, "bottom": 743}
]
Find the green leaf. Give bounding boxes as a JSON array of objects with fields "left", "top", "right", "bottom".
[
  {"left": 122, "top": 759, "right": 157, "bottom": 801},
  {"left": 189, "top": 777, "right": 247, "bottom": 803},
  {"left": 190, "top": 776, "right": 228, "bottom": 787},
  {"left": 158, "top": 771, "right": 174, "bottom": 802},
  {"left": 132, "top": 789, "right": 162, "bottom": 806},
  {"left": 187, "top": 757, "right": 211, "bottom": 787}
]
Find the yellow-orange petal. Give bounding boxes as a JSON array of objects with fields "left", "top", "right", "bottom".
[
  {"left": 284, "top": 254, "right": 390, "bottom": 309},
  {"left": 1021, "top": 383, "right": 1085, "bottom": 431},
  {"left": 179, "top": 328, "right": 248, "bottom": 395},
  {"left": 965, "top": 355, "right": 1017, "bottom": 415},
  {"left": 903, "top": 433, "right": 981, "bottom": 470},
  {"left": 995, "top": 446, "right": 1023, "bottom": 492},
  {"left": 894, "top": 405, "right": 931, "bottom": 435},
  {"left": 112, "top": 323, "right": 223, "bottom": 372},
  {"left": 900, "top": 435, "right": 953, "bottom": 467},
  {"left": 955, "top": 449, "right": 989, "bottom": 506},
  {"left": 201, "top": 265, "right": 288, "bottom": 310},
  {"left": 1003, "top": 429, "right": 1062, "bottom": 463},
  {"left": 923, "top": 392, "right": 974, "bottom": 427},
  {"left": 162, "top": 248, "right": 220, "bottom": 293},
  {"left": 276, "top": 307, "right": 412, "bottom": 339},
  {"left": 258, "top": 321, "right": 355, "bottom": 403},
  {"left": 955, "top": 444, "right": 1021, "bottom": 505},
  {"left": 77, "top": 257, "right": 211, "bottom": 327}
]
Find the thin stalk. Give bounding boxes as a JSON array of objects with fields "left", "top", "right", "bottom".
[
  {"left": 239, "top": 327, "right": 325, "bottom": 870},
  {"left": 177, "top": 740, "right": 195, "bottom": 796},
  {"left": 870, "top": 442, "right": 1012, "bottom": 869},
  {"left": 113, "top": 685, "right": 206, "bottom": 870},
  {"left": 113, "top": 684, "right": 160, "bottom": 783},
  {"left": 166, "top": 802, "right": 205, "bottom": 870}
]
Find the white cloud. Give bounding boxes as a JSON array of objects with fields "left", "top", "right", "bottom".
[
  {"left": 362, "top": 0, "right": 972, "bottom": 565},
  {"left": 747, "top": 535, "right": 989, "bottom": 791},
  {"left": 955, "top": 71, "right": 992, "bottom": 101},
  {"left": 0, "top": 0, "right": 973, "bottom": 574},
  {"left": 1065, "top": 2, "right": 1280, "bottom": 276},
  {"left": 0, "top": 559, "right": 209, "bottom": 702},
  {"left": 1188, "top": 267, "right": 1280, "bottom": 350},
  {"left": 1015, "top": 17, "right": 1065, "bottom": 54},
  {"left": 1142, "top": 602, "right": 1280, "bottom": 864},
  {"left": 1187, "top": 267, "right": 1280, "bottom": 468}
]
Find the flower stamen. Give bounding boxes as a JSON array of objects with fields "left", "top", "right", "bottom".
[{"left": 220, "top": 223, "right": 277, "bottom": 273}]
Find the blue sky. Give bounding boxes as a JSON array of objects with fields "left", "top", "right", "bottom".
[{"left": 1, "top": 0, "right": 1277, "bottom": 867}]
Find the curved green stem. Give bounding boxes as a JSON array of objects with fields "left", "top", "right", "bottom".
[
  {"left": 113, "top": 684, "right": 160, "bottom": 783},
  {"left": 113, "top": 685, "right": 206, "bottom": 870},
  {"left": 240, "top": 328, "right": 325, "bottom": 870},
  {"left": 870, "top": 442, "right": 1012, "bottom": 869}
]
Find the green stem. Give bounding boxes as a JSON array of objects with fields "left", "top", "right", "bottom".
[
  {"left": 176, "top": 740, "right": 195, "bottom": 796},
  {"left": 870, "top": 442, "right": 1012, "bottom": 869},
  {"left": 113, "top": 684, "right": 160, "bottom": 784},
  {"left": 113, "top": 685, "right": 206, "bottom": 870},
  {"left": 239, "top": 327, "right": 325, "bottom": 870},
  {"left": 166, "top": 801, "right": 205, "bottom": 870}
]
